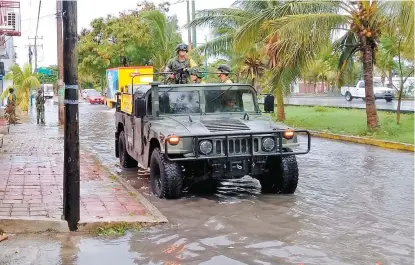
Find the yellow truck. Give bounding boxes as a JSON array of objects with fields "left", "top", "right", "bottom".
[{"left": 105, "top": 66, "right": 154, "bottom": 109}]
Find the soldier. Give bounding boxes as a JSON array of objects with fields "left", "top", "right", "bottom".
[
  {"left": 35, "top": 89, "right": 45, "bottom": 124},
  {"left": 221, "top": 93, "right": 239, "bottom": 112},
  {"left": 190, "top": 69, "right": 206, "bottom": 84},
  {"left": 165, "top": 43, "right": 197, "bottom": 84},
  {"left": 217, "top": 64, "right": 233, "bottom": 84}
]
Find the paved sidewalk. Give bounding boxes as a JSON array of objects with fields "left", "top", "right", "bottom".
[{"left": 0, "top": 123, "right": 166, "bottom": 232}]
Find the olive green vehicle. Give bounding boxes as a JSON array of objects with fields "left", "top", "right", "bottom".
[{"left": 115, "top": 82, "right": 311, "bottom": 199}]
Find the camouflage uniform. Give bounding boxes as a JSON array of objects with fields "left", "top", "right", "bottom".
[
  {"left": 164, "top": 43, "right": 197, "bottom": 84},
  {"left": 35, "top": 90, "right": 45, "bottom": 124},
  {"left": 165, "top": 56, "right": 197, "bottom": 84}
]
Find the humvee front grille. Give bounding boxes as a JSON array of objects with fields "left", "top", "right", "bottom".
[
  {"left": 202, "top": 119, "right": 250, "bottom": 132},
  {"left": 211, "top": 137, "right": 260, "bottom": 155}
]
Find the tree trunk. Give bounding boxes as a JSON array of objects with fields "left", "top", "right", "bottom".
[
  {"left": 361, "top": 38, "right": 379, "bottom": 129},
  {"left": 396, "top": 82, "right": 404, "bottom": 124},
  {"left": 387, "top": 68, "right": 393, "bottom": 88},
  {"left": 275, "top": 85, "right": 285, "bottom": 121},
  {"left": 381, "top": 74, "right": 385, "bottom": 86}
]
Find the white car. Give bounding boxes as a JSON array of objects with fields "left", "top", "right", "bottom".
[{"left": 341, "top": 80, "right": 396, "bottom": 102}]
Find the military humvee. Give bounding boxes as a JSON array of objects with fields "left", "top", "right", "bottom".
[{"left": 115, "top": 82, "right": 310, "bottom": 199}]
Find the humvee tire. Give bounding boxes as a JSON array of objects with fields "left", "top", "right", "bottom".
[
  {"left": 150, "top": 147, "right": 183, "bottom": 199},
  {"left": 118, "top": 131, "right": 138, "bottom": 168},
  {"left": 259, "top": 149, "right": 298, "bottom": 194}
]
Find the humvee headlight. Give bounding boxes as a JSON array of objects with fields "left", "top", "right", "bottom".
[
  {"left": 262, "top": 137, "right": 275, "bottom": 152},
  {"left": 283, "top": 130, "right": 295, "bottom": 140},
  {"left": 199, "top": 140, "right": 213, "bottom": 155},
  {"left": 167, "top": 136, "right": 180, "bottom": 145}
]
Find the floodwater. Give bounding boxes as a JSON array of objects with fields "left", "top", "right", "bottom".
[{"left": 1, "top": 99, "right": 413, "bottom": 265}]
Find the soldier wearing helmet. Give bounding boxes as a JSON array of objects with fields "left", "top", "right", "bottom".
[
  {"left": 165, "top": 43, "right": 197, "bottom": 84},
  {"left": 190, "top": 68, "right": 206, "bottom": 84},
  {"left": 217, "top": 64, "right": 233, "bottom": 84},
  {"left": 35, "top": 88, "right": 45, "bottom": 124}
]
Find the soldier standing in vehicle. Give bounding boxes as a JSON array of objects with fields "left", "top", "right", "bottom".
[
  {"left": 35, "top": 89, "right": 45, "bottom": 124},
  {"left": 217, "top": 64, "right": 233, "bottom": 83},
  {"left": 165, "top": 43, "right": 197, "bottom": 84},
  {"left": 190, "top": 69, "right": 206, "bottom": 84}
]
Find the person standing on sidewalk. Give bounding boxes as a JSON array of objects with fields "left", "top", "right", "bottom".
[
  {"left": 5, "top": 88, "right": 17, "bottom": 124},
  {"left": 35, "top": 89, "right": 45, "bottom": 124}
]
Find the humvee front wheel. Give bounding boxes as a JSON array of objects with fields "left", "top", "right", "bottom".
[
  {"left": 150, "top": 147, "right": 183, "bottom": 199},
  {"left": 118, "top": 131, "right": 138, "bottom": 168},
  {"left": 259, "top": 150, "right": 299, "bottom": 194}
]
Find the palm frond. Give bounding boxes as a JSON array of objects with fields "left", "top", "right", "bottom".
[
  {"left": 192, "top": 34, "right": 234, "bottom": 57},
  {"left": 186, "top": 8, "right": 252, "bottom": 29}
]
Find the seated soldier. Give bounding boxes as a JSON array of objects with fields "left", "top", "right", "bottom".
[{"left": 221, "top": 93, "right": 240, "bottom": 112}]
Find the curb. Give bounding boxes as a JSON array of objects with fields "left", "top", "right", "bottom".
[
  {"left": 104, "top": 167, "right": 169, "bottom": 224},
  {"left": 85, "top": 153, "right": 168, "bottom": 224},
  {"left": 0, "top": 217, "right": 69, "bottom": 233},
  {"left": 284, "top": 104, "right": 414, "bottom": 114},
  {"left": 310, "top": 131, "right": 414, "bottom": 152}
]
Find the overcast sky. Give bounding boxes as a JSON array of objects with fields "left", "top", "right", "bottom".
[{"left": 15, "top": 0, "right": 234, "bottom": 67}]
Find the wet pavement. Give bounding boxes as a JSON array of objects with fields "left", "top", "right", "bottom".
[
  {"left": 1, "top": 98, "right": 413, "bottom": 265},
  {"left": 285, "top": 96, "right": 415, "bottom": 112}
]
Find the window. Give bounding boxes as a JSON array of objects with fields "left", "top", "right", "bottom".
[
  {"left": 159, "top": 91, "right": 200, "bottom": 114},
  {"left": 147, "top": 90, "right": 201, "bottom": 115},
  {"left": 204, "top": 86, "right": 258, "bottom": 113}
]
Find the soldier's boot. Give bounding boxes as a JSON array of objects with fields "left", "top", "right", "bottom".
[
  {"left": 37, "top": 119, "right": 39, "bottom": 124},
  {"left": 41, "top": 119, "right": 45, "bottom": 124}
]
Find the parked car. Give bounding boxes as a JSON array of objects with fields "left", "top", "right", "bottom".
[
  {"left": 341, "top": 80, "right": 396, "bottom": 102},
  {"left": 81, "top": 89, "right": 97, "bottom": 100},
  {"left": 86, "top": 90, "right": 104, "bottom": 104}
]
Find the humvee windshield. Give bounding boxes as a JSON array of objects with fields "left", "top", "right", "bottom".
[
  {"left": 152, "top": 85, "right": 258, "bottom": 115},
  {"left": 204, "top": 86, "right": 258, "bottom": 113}
]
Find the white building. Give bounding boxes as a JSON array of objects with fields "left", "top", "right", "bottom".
[{"left": 0, "top": 36, "right": 16, "bottom": 106}]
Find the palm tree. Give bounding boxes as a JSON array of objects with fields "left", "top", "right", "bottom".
[
  {"left": 264, "top": 0, "right": 406, "bottom": 129},
  {"left": 189, "top": 1, "right": 336, "bottom": 121},
  {"left": 140, "top": 10, "right": 182, "bottom": 72},
  {"left": 0, "top": 64, "right": 41, "bottom": 112}
]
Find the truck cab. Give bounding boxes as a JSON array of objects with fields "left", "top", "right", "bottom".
[{"left": 114, "top": 82, "right": 311, "bottom": 199}]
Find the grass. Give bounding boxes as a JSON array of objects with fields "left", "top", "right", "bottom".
[
  {"left": 96, "top": 222, "right": 142, "bottom": 237},
  {"left": 276, "top": 106, "right": 414, "bottom": 144}
]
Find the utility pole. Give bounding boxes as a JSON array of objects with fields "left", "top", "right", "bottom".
[
  {"left": 186, "top": 0, "right": 191, "bottom": 47},
  {"left": 62, "top": 0, "right": 80, "bottom": 232},
  {"left": 191, "top": 0, "right": 196, "bottom": 49},
  {"left": 28, "top": 46, "right": 32, "bottom": 66},
  {"left": 56, "top": 0, "right": 64, "bottom": 126},
  {"left": 28, "top": 36, "right": 43, "bottom": 72}
]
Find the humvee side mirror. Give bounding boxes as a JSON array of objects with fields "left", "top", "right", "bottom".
[
  {"left": 135, "top": 98, "right": 146, "bottom": 118},
  {"left": 264, "top": 94, "right": 275, "bottom": 113}
]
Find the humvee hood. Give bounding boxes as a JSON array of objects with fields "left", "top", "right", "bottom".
[{"left": 152, "top": 114, "right": 289, "bottom": 136}]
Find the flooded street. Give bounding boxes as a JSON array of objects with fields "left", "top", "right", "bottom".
[{"left": 2, "top": 99, "right": 413, "bottom": 265}]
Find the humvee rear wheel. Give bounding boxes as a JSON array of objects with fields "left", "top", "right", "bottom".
[
  {"left": 150, "top": 147, "right": 183, "bottom": 199},
  {"left": 259, "top": 150, "right": 299, "bottom": 194},
  {"left": 118, "top": 131, "right": 138, "bottom": 168}
]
